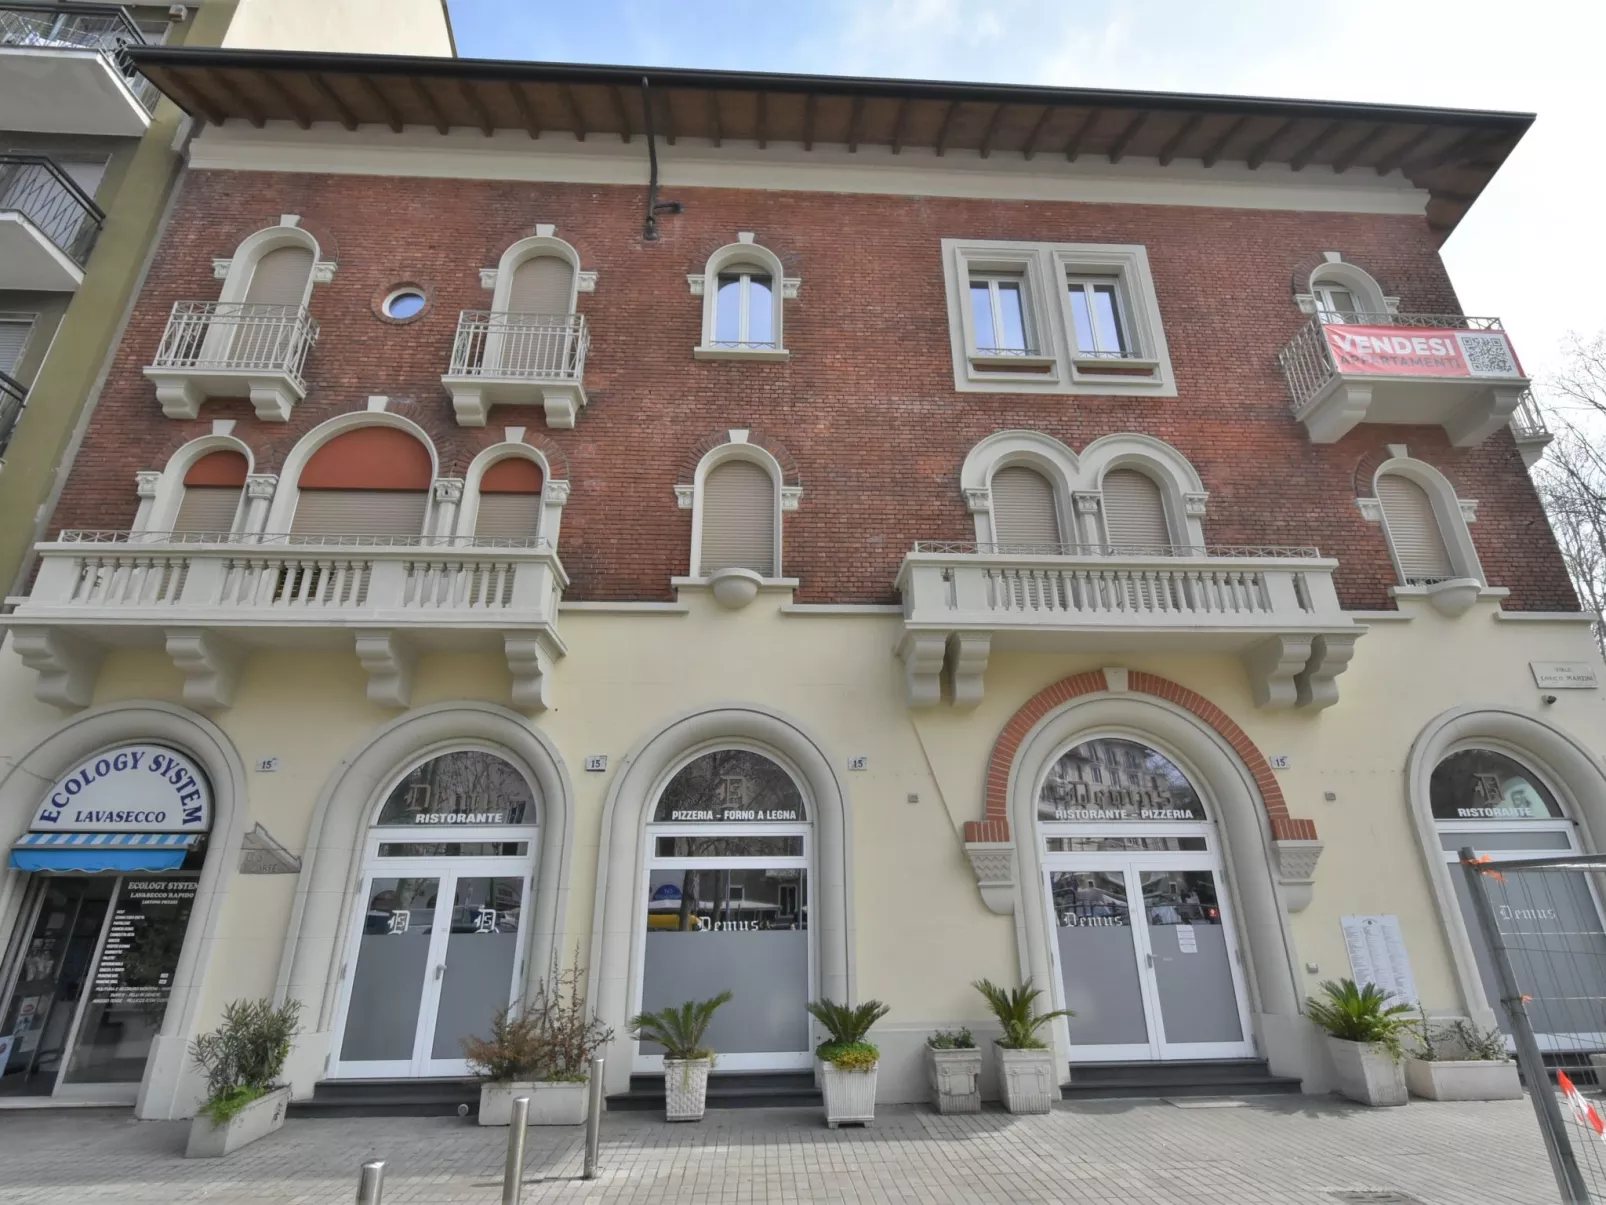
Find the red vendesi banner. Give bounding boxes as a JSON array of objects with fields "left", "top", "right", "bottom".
[{"left": 1322, "top": 324, "right": 1524, "bottom": 379}]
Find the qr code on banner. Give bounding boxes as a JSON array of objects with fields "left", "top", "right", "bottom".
[{"left": 1456, "top": 331, "right": 1520, "bottom": 377}]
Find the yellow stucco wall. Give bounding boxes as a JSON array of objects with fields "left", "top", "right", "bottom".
[{"left": 220, "top": 0, "right": 455, "bottom": 55}]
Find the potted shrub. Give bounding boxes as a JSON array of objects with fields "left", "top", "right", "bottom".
[
  {"left": 185, "top": 997, "right": 302, "bottom": 1158},
  {"left": 467, "top": 958, "right": 614, "bottom": 1126},
  {"left": 974, "top": 979, "right": 1071, "bottom": 1114},
  {"left": 807, "top": 998, "right": 890, "bottom": 1128},
  {"left": 629, "top": 991, "right": 733, "bottom": 1121},
  {"left": 925, "top": 1028, "right": 981, "bottom": 1114},
  {"left": 1404, "top": 1012, "right": 1520, "bottom": 1101},
  {"left": 1307, "top": 979, "right": 1414, "bottom": 1107}
]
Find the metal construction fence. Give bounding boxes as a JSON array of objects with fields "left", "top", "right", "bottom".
[{"left": 1460, "top": 848, "right": 1606, "bottom": 1203}]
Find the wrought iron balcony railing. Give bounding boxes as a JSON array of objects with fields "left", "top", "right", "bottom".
[
  {"left": 0, "top": 2, "right": 157, "bottom": 111},
  {"left": 1510, "top": 389, "right": 1551, "bottom": 443},
  {"left": 149, "top": 301, "right": 319, "bottom": 386},
  {"left": 448, "top": 311, "right": 588, "bottom": 381},
  {"left": 0, "top": 154, "right": 104, "bottom": 266},
  {"left": 0, "top": 369, "right": 25, "bottom": 458}
]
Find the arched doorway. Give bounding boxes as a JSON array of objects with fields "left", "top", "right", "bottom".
[
  {"left": 327, "top": 749, "right": 539, "bottom": 1079},
  {"left": 634, "top": 749, "right": 813, "bottom": 1072},
  {"left": 1038, "top": 737, "right": 1253, "bottom": 1061},
  {"left": 1431, "top": 747, "right": 1606, "bottom": 1052}
]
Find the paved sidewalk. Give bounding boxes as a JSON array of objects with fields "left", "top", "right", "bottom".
[{"left": 0, "top": 1095, "right": 1562, "bottom": 1204}]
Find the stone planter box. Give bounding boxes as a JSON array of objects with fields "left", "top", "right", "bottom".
[
  {"left": 185, "top": 1085, "right": 289, "bottom": 1158},
  {"left": 996, "top": 1046, "right": 1056, "bottom": 1114},
  {"left": 478, "top": 1080, "right": 588, "bottom": 1126},
  {"left": 926, "top": 1046, "right": 982, "bottom": 1114},
  {"left": 819, "top": 1058, "right": 878, "bottom": 1128},
  {"left": 1327, "top": 1037, "right": 1407, "bottom": 1107},
  {"left": 1404, "top": 1057, "right": 1521, "bottom": 1101},
  {"left": 664, "top": 1057, "right": 712, "bottom": 1121}
]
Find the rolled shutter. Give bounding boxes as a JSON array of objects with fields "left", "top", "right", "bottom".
[
  {"left": 172, "top": 487, "right": 242, "bottom": 534},
  {"left": 475, "top": 495, "right": 542, "bottom": 540},
  {"left": 507, "top": 255, "right": 574, "bottom": 314},
  {"left": 990, "top": 467, "right": 1061, "bottom": 549},
  {"left": 699, "top": 460, "right": 776, "bottom": 575},
  {"left": 0, "top": 318, "right": 34, "bottom": 374},
  {"left": 1101, "top": 469, "right": 1171, "bottom": 550},
  {"left": 244, "top": 246, "right": 315, "bottom": 306},
  {"left": 1377, "top": 474, "right": 1454, "bottom": 582},
  {"left": 291, "top": 490, "right": 429, "bottom": 538}
]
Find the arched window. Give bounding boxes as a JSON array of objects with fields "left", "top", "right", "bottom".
[
  {"left": 473, "top": 457, "right": 544, "bottom": 541},
  {"left": 693, "top": 238, "right": 793, "bottom": 361},
  {"left": 173, "top": 449, "right": 247, "bottom": 534},
  {"left": 990, "top": 465, "right": 1061, "bottom": 548},
  {"left": 698, "top": 458, "right": 777, "bottom": 576},
  {"left": 1307, "top": 260, "right": 1388, "bottom": 324},
  {"left": 507, "top": 253, "right": 574, "bottom": 316},
  {"left": 291, "top": 426, "right": 433, "bottom": 537},
  {"left": 1101, "top": 468, "right": 1171, "bottom": 550},
  {"left": 1377, "top": 472, "right": 1454, "bottom": 584},
  {"left": 242, "top": 244, "right": 314, "bottom": 308}
]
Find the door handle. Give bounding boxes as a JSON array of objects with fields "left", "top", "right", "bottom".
[
  {"left": 1145, "top": 952, "right": 1155, "bottom": 969},
  {"left": 434, "top": 963, "right": 446, "bottom": 980}
]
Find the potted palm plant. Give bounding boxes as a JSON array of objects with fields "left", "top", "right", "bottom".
[
  {"left": 1307, "top": 979, "right": 1414, "bottom": 1107},
  {"left": 629, "top": 991, "right": 733, "bottom": 1121},
  {"left": 1404, "top": 1011, "right": 1520, "bottom": 1101},
  {"left": 974, "top": 979, "right": 1070, "bottom": 1114},
  {"left": 185, "top": 998, "right": 302, "bottom": 1158},
  {"left": 925, "top": 1028, "right": 981, "bottom": 1114},
  {"left": 807, "top": 998, "right": 890, "bottom": 1128}
]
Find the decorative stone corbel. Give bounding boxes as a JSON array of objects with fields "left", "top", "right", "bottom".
[
  {"left": 311, "top": 260, "right": 337, "bottom": 284},
  {"left": 896, "top": 631, "right": 946, "bottom": 708},
  {"left": 781, "top": 278, "right": 801, "bottom": 299},
  {"left": 964, "top": 842, "right": 1016, "bottom": 915},
  {"left": 947, "top": 633, "right": 991, "bottom": 710},
  {"left": 1242, "top": 633, "right": 1313, "bottom": 709},
  {"left": 1458, "top": 498, "right": 1479, "bottom": 523},
  {"left": 686, "top": 274, "right": 706, "bottom": 296},
  {"left": 1355, "top": 496, "right": 1383, "bottom": 523},
  {"left": 479, "top": 268, "right": 499, "bottom": 290},
  {"left": 545, "top": 479, "right": 571, "bottom": 506},
  {"left": 212, "top": 258, "right": 232, "bottom": 280},
  {"left": 576, "top": 270, "right": 598, "bottom": 293},
  {"left": 354, "top": 630, "right": 416, "bottom": 708},
  {"left": 780, "top": 485, "right": 803, "bottom": 512},
  {"left": 1183, "top": 492, "right": 1209, "bottom": 517},
  {"left": 135, "top": 470, "right": 162, "bottom": 498},
  {"left": 504, "top": 630, "right": 558, "bottom": 711},
  {"left": 1072, "top": 491, "right": 1102, "bottom": 515},
  {"left": 1295, "top": 633, "right": 1360, "bottom": 710},
  {"left": 674, "top": 485, "right": 695, "bottom": 510},
  {"left": 963, "top": 486, "right": 991, "bottom": 514},
  {"left": 12, "top": 627, "right": 103, "bottom": 709},
  {"left": 1272, "top": 838, "right": 1323, "bottom": 913},
  {"left": 165, "top": 628, "right": 244, "bottom": 709},
  {"left": 432, "top": 478, "right": 464, "bottom": 504}
]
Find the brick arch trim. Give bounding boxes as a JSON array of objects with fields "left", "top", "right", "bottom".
[
  {"left": 965, "top": 668, "right": 1315, "bottom": 845},
  {"left": 677, "top": 428, "right": 801, "bottom": 487}
]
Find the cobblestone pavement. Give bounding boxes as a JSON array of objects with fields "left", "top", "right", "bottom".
[{"left": 0, "top": 1095, "right": 1562, "bottom": 1204}]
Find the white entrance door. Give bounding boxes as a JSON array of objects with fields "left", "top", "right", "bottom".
[
  {"left": 330, "top": 856, "right": 530, "bottom": 1079},
  {"left": 1044, "top": 837, "right": 1253, "bottom": 1062}
]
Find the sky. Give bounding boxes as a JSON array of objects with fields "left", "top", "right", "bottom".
[{"left": 447, "top": 0, "right": 1606, "bottom": 400}]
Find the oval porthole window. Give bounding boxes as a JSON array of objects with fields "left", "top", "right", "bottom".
[{"left": 382, "top": 287, "right": 427, "bottom": 321}]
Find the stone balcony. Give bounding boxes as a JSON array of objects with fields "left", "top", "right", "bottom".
[
  {"left": 895, "top": 542, "right": 1363, "bottom": 710},
  {"left": 0, "top": 2, "right": 158, "bottom": 136},
  {"left": 1279, "top": 313, "right": 1529, "bottom": 447},
  {"left": 143, "top": 301, "right": 320, "bottom": 422},
  {"left": 442, "top": 310, "right": 590, "bottom": 428},
  {"left": 6, "top": 531, "right": 568, "bottom": 711}
]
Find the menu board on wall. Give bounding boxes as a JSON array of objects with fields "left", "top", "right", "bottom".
[
  {"left": 1340, "top": 915, "right": 1419, "bottom": 1006},
  {"left": 91, "top": 879, "right": 198, "bottom": 1008}
]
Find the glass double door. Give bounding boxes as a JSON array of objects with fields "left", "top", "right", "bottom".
[
  {"left": 1046, "top": 855, "right": 1252, "bottom": 1061},
  {"left": 332, "top": 861, "right": 529, "bottom": 1079}
]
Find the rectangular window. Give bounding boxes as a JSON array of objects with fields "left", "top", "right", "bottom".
[
  {"left": 1067, "top": 277, "right": 1130, "bottom": 358},
  {"left": 969, "top": 274, "right": 1032, "bottom": 354}
]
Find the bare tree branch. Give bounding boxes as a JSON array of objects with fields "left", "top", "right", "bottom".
[{"left": 1534, "top": 334, "right": 1606, "bottom": 659}]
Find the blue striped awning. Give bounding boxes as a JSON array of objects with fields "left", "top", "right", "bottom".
[{"left": 10, "top": 831, "right": 201, "bottom": 873}]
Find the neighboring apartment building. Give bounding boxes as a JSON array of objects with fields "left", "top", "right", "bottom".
[
  {"left": 0, "top": 0, "right": 454, "bottom": 605},
  {"left": 0, "top": 43, "right": 1598, "bottom": 1122}
]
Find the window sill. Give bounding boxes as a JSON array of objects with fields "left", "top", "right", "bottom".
[
  {"left": 1069, "top": 354, "right": 1162, "bottom": 380},
  {"left": 693, "top": 345, "right": 792, "bottom": 362},
  {"left": 967, "top": 352, "right": 1059, "bottom": 376}
]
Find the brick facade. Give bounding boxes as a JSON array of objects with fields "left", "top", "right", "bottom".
[{"left": 53, "top": 169, "right": 1578, "bottom": 610}]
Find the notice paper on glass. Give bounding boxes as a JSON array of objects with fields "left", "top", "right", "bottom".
[
  {"left": 1175, "top": 924, "right": 1198, "bottom": 954},
  {"left": 1340, "top": 915, "right": 1419, "bottom": 1006}
]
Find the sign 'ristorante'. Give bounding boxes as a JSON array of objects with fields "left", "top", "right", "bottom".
[{"left": 31, "top": 745, "right": 212, "bottom": 833}]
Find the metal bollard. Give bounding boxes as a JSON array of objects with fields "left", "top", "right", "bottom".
[
  {"left": 356, "top": 1160, "right": 385, "bottom": 1205},
  {"left": 502, "top": 1095, "right": 529, "bottom": 1205},
  {"left": 583, "top": 1054, "right": 605, "bottom": 1180}
]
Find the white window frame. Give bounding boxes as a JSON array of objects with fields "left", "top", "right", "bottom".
[
  {"left": 943, "top": 239, "right": 1176, "bottom": 396},
  {"left": 1360, "top": 456, "right": 1486, "bottom": 605},
  {"left": 456, "top": 442, "right": 568, "bottom": 549},
  {"left": 690, "top": 236, "right": 797, "bottom": 362},
  {"left": 683, "top": 441, "right": 787, "bottom": 581},
  {"left": 1064, "top": 274, "right": 1134, "bottom": 359}
]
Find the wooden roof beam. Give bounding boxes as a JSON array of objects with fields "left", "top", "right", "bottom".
[
  {"left": 1020, "top": 104, "right": 1053, "bottom": 161},
  {"left": 508, "top": 81, "right": 540, "bottom": 139},
  {"left": 1332, "top": 122, "right": 1386, "bottom": 174},
  {"left": 560, "top": 83, "right": 587, "bottom": 141},
  {"left": 1289, "top": 120, "right": 1343, "bottom": 171},
  {"left": 706, "top": 90, "right": 721, "bottom": 147},
  {"left": 1246, "top": 117, "right": 1296, "bottom": 169},
  {"left": 934, "top": 100, "right": 959, "bottom": 156},
  {"left": 409, "top": 76, "right": 449, "bottom": 135},
  {"left": 1107, "top": 110, "right": 1149, "bottom": 164},
  {"left": 353, "top": 75, "right": 402, "bottom": 133},
  {"left": 256, "top": 70, "right": 310, "bottom": 129},
  {"left": 889, "top": 97, "right": 910, "bottom": 154},
  {"left": 308, "top": 72, "right": 358, "bottom": 132},
  {"left": 803, "top": 93, "right": 816, "bottom": 151},
  {"left": 458, "top": 79, "right": 494, "bottom": 137},
  {"left": 1374, "top": 126, "right": 1436, "bottom": 175},
  {"left": 206, "top": 69, "right": 264, "bottom": 128},
  {"left": 847, "top": 95, "right": 864, "bottom": 153},
  {"left": 1200, "top": 114, "right": 1248, "bottom": 167},
  {"left": 1063, "top": 108, "right": 1101, "bottom": 161},
  {"left": 755, "top": 90, "right": 767, "bottom": 149},
  {"left": 658, "top": 88, "right": 676, "bottom": 146},
  {"left": 1156, "top": 111, "right": 1203, "bottom": 166},
  {"left": 1404, "top": 128, "right": 1485, "bottom": 172},
  {"left": 152, "top": 68, "right": 224, "bottom": 125},
  {"left": 978, "top": 102, "right": 1006, "bottom": 159},
  {"left": 610, "top": 84, "right": 632, "bottom": 143}
]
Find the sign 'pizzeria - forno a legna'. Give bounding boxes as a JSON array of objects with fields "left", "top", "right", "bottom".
[{"left": 30, "top": 745, "right": 212, "bottom": 833}]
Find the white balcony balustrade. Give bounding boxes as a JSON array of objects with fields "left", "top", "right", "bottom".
[
  {"left": 442, "top": 310, "right": 590, "bottom": 428},
  {"left": 1508, "top": 389, "right": 1553, "bottom": 468},
  {"left": 1280, "top": 312, "right": 1529, "bottom": 446},
  {"left": 0, "top": 3, "right": 157, "bottom": 136},
  {"left": 895, "top": 542, "right": 1363, "bottom": 711},
  {"left": 7, "top": 532, "right": 568, "bottom": 712},
  {"left": 142, "top": 301, "right": 318, "bottom": 422}
]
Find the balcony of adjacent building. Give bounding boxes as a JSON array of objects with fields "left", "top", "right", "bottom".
[
  {"left": 0, "top": 368, "right": 25, "bottom": 460},
  {"left": 895, "top": 541, "right": 1364, "bottom": 712},
  {"left": 0, "top": 3, "right": 158, "bottom": 136},
  {"left": 143, "top": 301, "right": 320, "bottom": 422},
  {"left": 442, "top": 310, "right": 590, "bottom": 429},
  {"left": 5, "top": 529, "right": 569, "bottom": 711},
  {"left": 1280, "top": 311, "right": 1530, "bottom": 447},
  {"left": 0, "top": 155, "right": 105, "bottom": 291}
]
